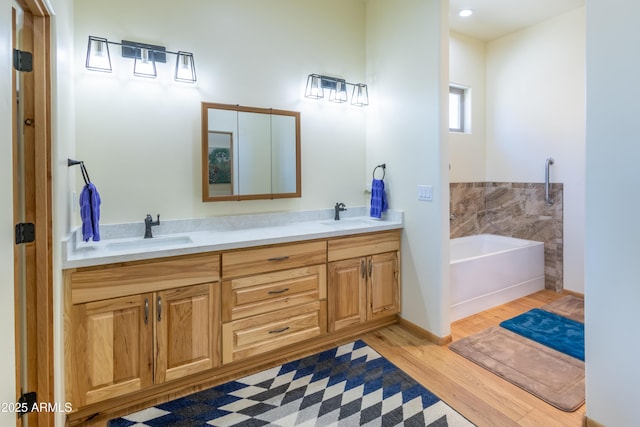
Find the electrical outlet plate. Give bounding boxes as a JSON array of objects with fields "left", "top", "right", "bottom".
[{"left": 417, "top": 185, "right": 433, "bottom": 201}]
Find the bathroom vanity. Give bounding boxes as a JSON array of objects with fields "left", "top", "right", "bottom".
[{"left": 62, "top": 209, "right": 402, "bottom": 423}]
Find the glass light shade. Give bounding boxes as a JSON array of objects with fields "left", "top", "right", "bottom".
[
  {"left": 86, "top": 36, "right": 112, "bottom": 72},
  {"left": 305, "top": 74, "right": 324, "bottom": 99},
  {"left": 133, "top": 48, "right": 157, "bottom": 78},
  {"left": 174, "top": 51, "right": 196, "bottom": 82},
  {"left": 329, "top": 80, "right": 348, "bottom": 103},
  {"left": 351, "top": 83, "right": 369, "bottom": 107}
]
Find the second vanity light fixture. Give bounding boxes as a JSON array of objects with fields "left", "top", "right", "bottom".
[
  {"left": 86, "top": 36, "right": 197, "bottom": 83},
  {"left": 305, "top": 74, "right": 369, "bottom": 106}
]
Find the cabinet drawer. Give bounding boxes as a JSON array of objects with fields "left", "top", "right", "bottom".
[
  {"left": 222, "top": 265, "right": 326, "bottom": 322},
  {"left": 222, "top": 241, "right": 327, "bottom": 278},
  {"left": 328, "top": 230, "right": 400, "bottom": 262},
  {"left": 70, "top": 253, "right": 221, "bottom": 304},
  {"left": 222, "top": 301, "right": 327, "bottom": 364}
]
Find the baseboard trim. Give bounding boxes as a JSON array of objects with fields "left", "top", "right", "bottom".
[
  {"left": 583, "top": 415, "right": 606, "bottom": 427},
  {"left": 397, "top": 317, "right": 451, "bottom": 345},
  {"left": 563, "top": 289, "right": 585, "bottom": 298}
]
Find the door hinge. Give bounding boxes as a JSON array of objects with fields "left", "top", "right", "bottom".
[
  {"left": 15, "top": 223, "right": 35, "bottom": 244},
  {"left": 18, "top": 391, "right": 37, "bottom": 417},
  {"left": 13, "top": 49, "right": 33, "bottom": 72}
]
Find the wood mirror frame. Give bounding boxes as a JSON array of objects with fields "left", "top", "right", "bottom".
[{"left": 201, "top": 102, "right": 301, "bottom": 202}]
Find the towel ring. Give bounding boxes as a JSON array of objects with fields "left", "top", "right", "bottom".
[
  {"left": 372, "top": 164, "right": 386, "bottom": 180},
  {"left": 68, "top": 158, "right": 91, "bottom": 185}
]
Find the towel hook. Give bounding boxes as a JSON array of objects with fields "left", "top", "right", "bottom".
[{"left": 372, "top": 163, "right": 386, "bottom": 180}]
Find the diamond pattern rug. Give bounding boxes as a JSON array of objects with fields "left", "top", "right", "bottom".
[{"left": 109, "top": 340, "right": 474, "bottom": 426}]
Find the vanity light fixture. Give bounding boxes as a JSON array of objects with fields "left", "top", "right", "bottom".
[
  {"left": 85, "top": 36, "right": 112, "bottom": 72},
  {"left": 174, "top": 51, "right": 197, "bottom": 83},
  {"left": 351, "top": 83, "right": 369, "bottom": 107},
  {"left": 133, "top": 48, "right": 157, "bottom": 78},
  {"left": 85, "top": 35, "right": 197, "bottom": 82},
  {"left": 329, "top": 79, "right": 348, "bottom": 103},
  {"left": 305, "top": 74, "right": 369, "bottom": 106},
  {"left": 305, "top": 74, "right": 324, "bottom": 99}
]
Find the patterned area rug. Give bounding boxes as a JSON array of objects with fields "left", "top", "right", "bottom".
[{"left": 109, "top": 340, "right": 474, "bottom": 426}]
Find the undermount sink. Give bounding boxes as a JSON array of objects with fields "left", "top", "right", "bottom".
[
  {"left": 106, "top": 235, "right": 193, "bottom": 251},
  {"left": 320, "top": 218, "right": 372, "bottom": 227}
]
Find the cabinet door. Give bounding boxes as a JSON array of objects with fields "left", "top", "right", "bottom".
[
  {"left": 155, "top": 283, "right": 219, "bottom": 383},
  {"left": 68, "top": 293, "right": 153, "bottom": 407},
  {"left": 328, "top": 257, "right": 367, "bottom": 332},
  {"left": 367, "top": 252, "right": 400, "bottom": 320}
]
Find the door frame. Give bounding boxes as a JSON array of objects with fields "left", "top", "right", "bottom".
[{"left": 12, "top": 0, "right": 52, "bottom": 425}]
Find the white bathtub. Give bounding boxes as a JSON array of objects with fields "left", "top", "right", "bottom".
[{"left": 450, "top": 234, "right": 545, "bottom": 322}]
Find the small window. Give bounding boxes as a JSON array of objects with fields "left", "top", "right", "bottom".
[{"left": 449, "top": 86, "right": 466, "bottom": 133}]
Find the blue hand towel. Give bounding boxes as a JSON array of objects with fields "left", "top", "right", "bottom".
[
  {"left": 370, "top": 178, "right": 388, "bottom": 218},
  {"left": 79, "top": 182, "right": 101, "bottom": 242}
]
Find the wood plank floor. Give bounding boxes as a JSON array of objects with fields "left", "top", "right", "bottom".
[{"left": 362, "top": 290, "right": 585, "bottom": 427}]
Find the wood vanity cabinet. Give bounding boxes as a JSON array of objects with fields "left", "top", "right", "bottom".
[
  {"left": 65, "top": 254, "right": 220, "bottom": 408},
  {"left": 64, "top": 229, "right": 401, "bottom": 422},
  {"left": 221, "top": 241, "right": 327, "bottom": 364},
  {"left": 327, "top": 230, "right": 400, "bottom": 332}
]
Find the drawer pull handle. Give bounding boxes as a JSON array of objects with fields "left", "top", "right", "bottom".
[
  {"left": 144, "top": 298, "right": 149, "bottom": 324},
  {"left": 268, "top": 256, "right": 290, "bottom": 262},
  {"left": 268, "top": 288, "right": 290, "bottom": 295},
  {"left": 157, "top": 296, "right": 162, "bottom": 322},
  {"left": 361, "top": 259, "right": 366, "bottom": 278},
  {"left": 269, "top": 326, "right": 290, "bottom": 334}
]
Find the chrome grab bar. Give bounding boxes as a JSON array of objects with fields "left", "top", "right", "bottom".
[{"left": 545, "top": 157, "right": 554, "bottom": 205}]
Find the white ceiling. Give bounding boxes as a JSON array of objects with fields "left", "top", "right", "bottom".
[{"left": 449, "top": 0, "right": 585, "bottom": 42}]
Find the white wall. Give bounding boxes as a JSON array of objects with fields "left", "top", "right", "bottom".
[
  {"left": 449, "top": 32, "right": 486, "bottom": 182},
  {"left": 485, "top": 8, "right": 586, "bottom": 293},
  {"left": 585, "top": 1, "right": 640, "bottom": 424},
  {"left": 0, "top": 4, "right": 17, "bottom": 426},
  {"left": 366, "top": 0, "right": 450, "bottom": 337},
  {"left": 73, "top": 0, "right": 369, "bottom": 226},
  {"left": 50, "top": 0, "right": 76, "bottom": 424}
]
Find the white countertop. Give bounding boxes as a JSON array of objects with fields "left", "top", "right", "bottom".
[{"left": 62, "top": 207, "right": 403, "bottom": 269}]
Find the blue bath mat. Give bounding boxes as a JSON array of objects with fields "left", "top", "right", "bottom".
[{"left": 500, "top": 308, "right": 584, "bottom": 361}]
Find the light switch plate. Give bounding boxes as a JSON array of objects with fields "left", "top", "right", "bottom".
[{"left": 417, "top": 185, "right": 433, "bottom": 201}]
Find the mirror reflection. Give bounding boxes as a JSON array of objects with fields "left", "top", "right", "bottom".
[{"left": 201, "top": 102, "right": 301, "bottom": 202}]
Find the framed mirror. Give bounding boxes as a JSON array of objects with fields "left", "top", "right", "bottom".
[{"left": 201, "top": 102, "right": 301, "bottom": 201}]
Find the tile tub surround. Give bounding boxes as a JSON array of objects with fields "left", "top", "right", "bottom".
[
  {"left": 62, "top": 207, "right": 403, "bottom": 268},
  {"left": 450, "top": 182, "right": 563, "bottom": 291}
]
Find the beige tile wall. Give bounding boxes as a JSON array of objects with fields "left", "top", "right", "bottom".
[{"left": 450, "top": 182, "right": 564, "bottom": 291}]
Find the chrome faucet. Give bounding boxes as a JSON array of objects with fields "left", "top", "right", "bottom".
[
  {"left": 144, "top": 214, "right": 160, "bottom": 238},
  {"left": 334, "top": 203, "right": 347, "bottom": 220}
]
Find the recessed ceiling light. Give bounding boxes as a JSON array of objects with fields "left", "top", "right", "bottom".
[{"left": 459, "top": 9, "right": 473, "bottom": 17}]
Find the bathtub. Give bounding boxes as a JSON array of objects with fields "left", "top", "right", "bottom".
[{"left": 450, "top": 234, "right": 545, "bottom": 322}]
